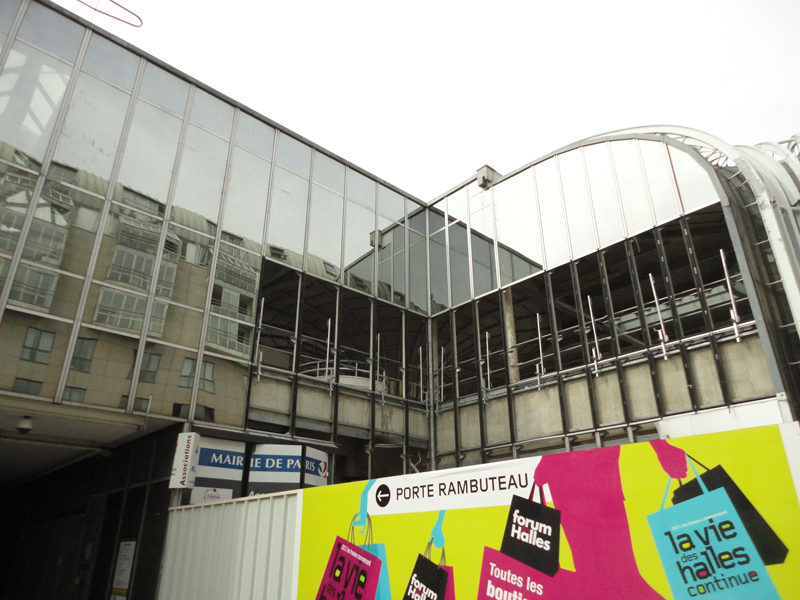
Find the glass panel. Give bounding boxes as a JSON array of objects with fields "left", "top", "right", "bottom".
[
  {"left": 190, "top": 89, "right": 233, "bottom": 139},
  {"left": 22, "top": 180, "right": 101, "bottom": 277},
  {"left": 535, "top": 158, "right": 569, "bottom": 267},
  {"left": 508, "top": 276, "right": 556, "bottom": 381},
  {"left": 338, "top": 288, "right": 372, "bottom": 388},
  {"left": 154, "top": 302, "right": 203, "bottom": 348},
  {"left": 138, "top": 63, "right": 189, "bottom": 117},
  {"left": 298, "top": 276, "right": 336, "bottom": 379},
  {"left": 559, "top": 149, "right": 595, "bottom": 259},
  {"left": 306, "top": 184, "right": 343, "bottom": 281},
  {"left": 346, "top": 169, "right": 375, "bottom": 210},
  {"left": 0, "top": 313, "right": 72, "bottom": 399},
  {"left": 584, "top": 142, "right": 623, "bottom": 247},
  {"left": 343, "top": 200, "right": 374, "bottom": 294},
  {"left": 235, "top": 112, "right": 274, "bottom": 160},
  {"left": 172, "top": 125, "right": 229, "bottom": 225},
  {"left": 266, "top": 166, "right": 308, "bottom": 262},
  {"left": 550, "top": 263, "right": 583, "bottom": 370},
  {"left": 257, "top": 261, "right": 298, "bottom": 371},
  {"left": 377, "top": 220, "right": 404, "bottom": 306},
  {"left": 375, "top": 302, "right": 403, "bottom": 398},
  {"left": 405, "top": 313, "right": 427, "bottom": 401},
  {"left": 196, "top": 355, "right": 248, "bottom": 426},
  {"left": 213, "top": 242, "right": 259, "bottom": 324},
  {"left": 576, "top": 255, "right": 613, "bottom": 361},
  {"left": 447, "top": 187, "right": 467, "bottom": 222},
  {"left": 469, "top": 205, "right": 494, "bottom": 239},
  {"left": 429, "top": 228, "right": 448, "bottom": 312},
  {"left": 631, "top": 231, "right": 677, "bottom": 345},
  {"left": 433, "top": 313, "right": 453, "bottom": 403},
  {"left": 640, "top": 141, "right": 679, "bottom": 224},
  {"left": 167, "top": 224, "right": 213, "bottom": 309},
  {"left": 603, "top": 242, "right": 647, "bottom": 355},
  {"left": 478, "top": 293, "right": 507, "bottom": 388},
  {"left": 449, "top": 222, "right": 470, "bottom": 306},
  {"left": 275, "top": 133, "right": 311, "bottom": 178},
  {"left": 312, "top": 152, "right": 344, "bottom": 195},
  {"left": 134, "top": 343, "right": 197, "bottom": 418},
  {"left": 377, "top": 185, "right": 404, "bottom": 222},
  {"left": 82, "top": 34, "right": 138, "bottom": 91},
  {"left": 116, "top": 99, "right": 182, "bottom": 213},
  {"left": 611, "top": 140, "right": 652, "bottom": 235},
  {"left": 0, "top": 165, "right": 37, "bottom": 253},
  {"left": 429, "top": 206, "right": 445, "bottom": 233},
  {"left": 0, "top": 41, "right": 73, "bottom": 167},
  {"left": 668, "top": 145, "right": 720, "bottom": 212},
  {"left": 470, "top": 189, "right": 491, "bottom": 214},
  {"left": 84, "top": 282, "right": 147, "bottom": 337},
  {"left": 471, "top": 231, "right": 495, "bottom": 297},
  {"left": 63, "top": 325, "right": 126, "bottom": 408},
  {"left": 0, "top": 0, "right": 22, "bottom": 32},
  {"left": 455, "top": 305, "right": 477, "bottom": 397},
  {"left": 17, "top": 3, "right": 83, "bottom": 63},
  {"left": 409, "top": 229, "right": 427, "bottom": 315},
  {"left": 49, "top": 73, "right": 130, "bottom": 190},
  {"left": 221, "top": 146, "right": 270, "bottom": 250},
  {"left": 9, "top": 263, "right": 80, "bottom": 319}
]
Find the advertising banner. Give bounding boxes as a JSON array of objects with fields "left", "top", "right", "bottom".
[{"left": 296, "top": 425, "right": 800, "bottom": 599}]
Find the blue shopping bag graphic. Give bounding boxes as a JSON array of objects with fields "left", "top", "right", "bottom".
[
  {"left": 364, "top": 543, "right": 391, "bottom": 600},
  {"left": 647, "top": 462, "right": 781, "bottom": 600}
]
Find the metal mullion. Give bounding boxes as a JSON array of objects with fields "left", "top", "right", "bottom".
[
  {"left": 330, "top": 287, "right": 341, "bottom": 476},
  {"left": 634, "top": 139, "right": 658, "bottom": 228},
  {"left": 624, "top": 238, "right": 664, "bottom": 417},
  {"left": 653, "top": 226, "right": 700, "bottom": 411},
  {"left": 497, "top": 288, "right": 517, "bottom": 459},
  {"left": 580, "top": 147, "right": 601, "bottom": 251},
  {"left": 473, "top": 300, "right": 488, "bottom": 463},
  {"left": 607, "top": 141, "right": 628, "bottom": 239},
  {"left": 424, "top": 207, "right": 432, "bottom": 315},
  {"left": 597, "top": 251, "right": 631, "bottom": 423},
  {"left": 464, "top": 208, "right": 475, "bottom": 301},
  {"left": 402, "top": 309, "right": 409, "bottom": 474},
  {"left": 0, "top": 0, "right": 29, "bottom": 75},
  {"left": 0, "top": 27, "right": 91, "bottom": 325},
  {"left": 339, "top": 169, "right": 348, "bottom": 286},
  {"left": 530, "top": 166, "right": 548, "bottom": 271},
  {"left": 570, "top": 262, "right": 599, "bottom": 429},
  {"left": 288, "top": 272, "right": 304, "bottom": 436},
  {"left": 679, "top": 216, "right": 732, "bottom": 407},
  {"left": 373, "top": 182, "right": 379, "bottom": 300},
  {"left": 426, "top": 315, "right": 436, "bottom": 469},
  {"left": 554, "top": 155, "right": 574, "bottom": 262},
  {"left": 404, "top": 201, "right": 410, "bottom": 310},
  {"left": 55, "top": 54, "right": 147, "bottom": 405},
  {"left": 126, "top": 85, "right": 195, "bottom": 409},
  {"left": 443, "top": 200, "right": 452, "bottom": 309},
  {"left": 260, "top": 132, "right": 280, "bottom": 254},
  {"left": 368, "top": 298, "right": 376, "bottom": 478},
  {"left": 188, "top": 109, "right": 239, "bottom": 423},
  {"left": 450, "top": 310, "right": 462, "bottom": 468},
  {"left": 301, "top": 152, "right": 316, "bottom": 273}
]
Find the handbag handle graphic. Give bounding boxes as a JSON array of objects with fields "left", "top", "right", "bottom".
[
  {"left": 348, "top": 513, "right": 374, "bottom": 549},
  {"left": 658, "top": 458, "right": 708, "bottom": 511}
]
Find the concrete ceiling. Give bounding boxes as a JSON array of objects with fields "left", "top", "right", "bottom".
[{"left": 0, "top": 397, "right": 175, "bottom": 487}]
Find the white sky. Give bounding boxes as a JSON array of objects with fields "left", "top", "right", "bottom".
[{"left": 50, "top": 0, "right": 800, "bottom": 203}]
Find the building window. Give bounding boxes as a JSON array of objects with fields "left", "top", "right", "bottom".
[
  {"left": 94, "top": 289, "right": 167, "bottom": 335},
  {"left": 139, "top": 352, "right": 161, "bottom": 383},
  {"left": 108, "top": 247, "right": 155, "bottom": 291},
  {"left": 172, "top": 403, "right": 215, "bottom": 422},
  {"left": 21, "top": 327, "right": 54, "bottom": 364},
  {"left": 179, "top": 358, "right": 215, "bottom": 393},
  {"left": 120, "top": 395, "right": 150, "bottom": 412},
  {"left": 13, "top": 378, "right": 43, "bottom": 396},
  {"left": 62, "top": 386, "right": 86, "bottom": 402},
  {"left": 70, "top": 338, "right": 97, "bottom": 372},
  {"left": 9, "top": 265, "right": 57, "bottom": 309}
]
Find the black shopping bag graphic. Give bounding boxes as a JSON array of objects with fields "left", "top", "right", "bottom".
[
  {"left": 672, "top": 462, "right": 788, "bottom": 565},
  {"left": 500, "top": 493, "right": 560, "bottom": 577},
  {"left": 404, "top": 554, "right": 448, "bottom": 600}
]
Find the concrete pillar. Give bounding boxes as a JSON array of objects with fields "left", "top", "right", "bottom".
[{"left": 502, "top": 288, "right": 520, "bottom": 384}]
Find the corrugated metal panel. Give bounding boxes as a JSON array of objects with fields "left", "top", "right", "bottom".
[{"left": 157, "top": 491, "right": 300, "bottom": 600}]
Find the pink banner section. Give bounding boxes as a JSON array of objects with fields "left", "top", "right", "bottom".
[{"left": 477, "top": 546, "right": 546, "bottom": 599}]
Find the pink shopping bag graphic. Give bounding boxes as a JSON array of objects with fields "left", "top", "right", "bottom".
[{"left": 316, "top": 536, "right": 382, "bottom": 600}]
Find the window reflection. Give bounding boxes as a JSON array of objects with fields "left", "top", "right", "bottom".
[
  {"left": 267, "top": 166, "right": 308, "bottom": 264},
  {"left": 343, "top": 199, "right": 374, "bottom": 295},
  {"left": 611, "top": 140, "right": 652, "bottom": 235},
  {"left": 584, "top": 142, "right": 624, "bottom": 247},
  {"left": 559, "top": 148, "right": 596, "bottom": 259},
  {"left": 536, "top": 158, "right": 569, "bottom": 267},
  {"left": 221, "top": 146, "right": 270, "bottom": 251},
  {"left": 172, "top": 125, "right": 229, "bottom": 225}
]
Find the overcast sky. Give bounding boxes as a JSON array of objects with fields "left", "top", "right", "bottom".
[{"left": 51, "top": 0, "right": 800, "bottom": 202}]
